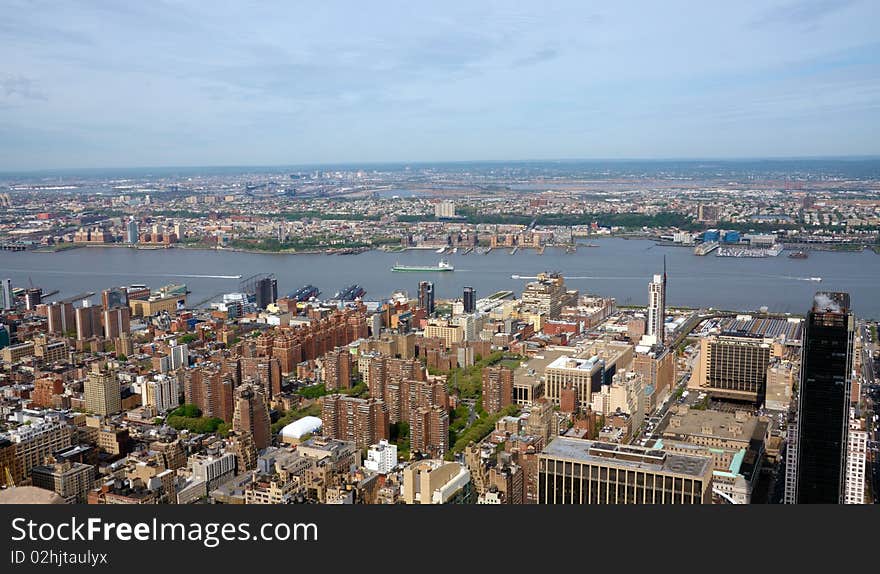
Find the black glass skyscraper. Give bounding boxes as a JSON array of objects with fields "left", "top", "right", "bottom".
[
  {"left": 255, "top": 277, "right": 278, "bottom": 309},
  {"left": 794, "top": 291, "right": 853, "bottom": 504},
  {"left": 418, "top": 281, "right": 435, "bottom": 315},
  {"left": 463, "top": 286, "right": 476, "bottom": 314}
]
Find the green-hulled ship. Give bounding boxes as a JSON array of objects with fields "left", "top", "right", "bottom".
[{"left": 391, "top": 259, "right": 454, "bottom": 272}]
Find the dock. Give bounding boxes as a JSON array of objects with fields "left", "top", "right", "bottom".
[{"left": 57, "top": 291, "right": 95, "bottom": 304}]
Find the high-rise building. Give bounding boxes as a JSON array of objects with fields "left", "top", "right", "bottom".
[
  {"left": 418, "top": 281, "right": 435, "bottom": 315},
  {"left": 521, "top": 272, "right": 567, "bottom": 319},
  {"left": 102, "top": 306, "right": 131, "bottom": 339},
  {"left": 410, "top": 405, "right": 449, "bottom": 458},
  {"left": 255, "top": 277, "right": 278, "bottom": 309},
  {"left": 0, "top": 278, "right": 12, "bottom": 310},
  {"left": 634, "top": 345, "right": 676, "bottom": 404},
  {"left": 75, "top": 302, "right": 102, "bottom": 340},
  {"left": 544, "top": 355, "right": 606, "bottom": 412},
  {"left": 47, "top": 302, "right": 76, "bottom": 335},
  {"left": 482, "top": 365, "right": 514, "bottom": 414},
  {"left": 169, "top": 342, "right": 189, "bottom": 370},
  {"left": 184, "top": 368, "right": 235, "bottom": 423},
  {"left": 126, "top": 218, "right": 139, "bottom": 244},
  {"left": 537, "top": 437, "right": 713, "bottom": 504},
  {"left": 434, "top": 200, "right": 456, "bottom": 219},
  {"left": 463, "top": 286, "right": 476, "bottom": 314},
  {"left": 143, "top": 374, "right": 180, "bottom": 414},
  {"left": 323, "top": 347, "right": 352, "bottom": 391},
  {"left": 321, "top": 395, "right": 389, "bottom": 450},
  {"left": 101, "top": 287, "right": 129, "bottom": 310},
  {"left": 844, "top": 411, "right": 867, "bottom": 504},
  {"left": 232, "top": 383, "right": 271, "bottom": 451},
  {"left": 24, "top": 288, "right": 42, "bottom": 311},
  {"left": 793, "top": 292, "right": 854, "bottom": 504},
  {"left": 240, "top": 356, "right": 282, "bottom": 398},
  {"left": 646, "top": 265, "right": 666, "bottom": 346},
  {"left": 690, "top": 334, "right": 771, "bottom": 405},
  {"left": 85, "top": 366, "right": 122, "bottom": 416}
]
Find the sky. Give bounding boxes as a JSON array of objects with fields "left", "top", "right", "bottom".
[{"left": 1, "top": 0, "right": 879, "bottom": 170}]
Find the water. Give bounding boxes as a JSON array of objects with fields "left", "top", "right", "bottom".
[{"left": 1, "top": 238, "right": 878, "bottom": 318}]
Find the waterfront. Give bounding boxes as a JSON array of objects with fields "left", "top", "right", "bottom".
[{"left": 1, "top": 238, "right": 878, "bottom": 317}]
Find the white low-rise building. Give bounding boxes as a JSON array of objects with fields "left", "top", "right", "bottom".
[{"left": 364, "top": 439, "right": 397, "bottom": 474}]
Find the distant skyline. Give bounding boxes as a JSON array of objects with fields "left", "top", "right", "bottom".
[{"left": 2, "top": 1, "right": 879, "bottom": 170}]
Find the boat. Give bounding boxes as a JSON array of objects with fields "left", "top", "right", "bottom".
[
  {"left": 435, "top": 246, "right": 447, "bottom": 254},
  {"left": 392, "top": 259, "right": 454, "bottom": 273},
  {"left": 335, "top": 284, "right": 366, "bottom": 300},
  {"left": 809, "top": 277, "right": 822, "bottom": 282},
  {"left": 287, "top": 284, "right": 320, "bottom": 302},
  {"left": 452, "top": 247, "right": 458, "bottom": 254},
  {"left": 789, "top": 251, "right": 808, "bottom": 259}
]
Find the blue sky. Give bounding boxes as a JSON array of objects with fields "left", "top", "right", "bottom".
[{"left": 1, "top": 0, "right": 879, "bottom": 170}]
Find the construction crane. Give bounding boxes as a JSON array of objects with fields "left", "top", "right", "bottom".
[{"left": 2, "top": 464, "right": 14, "bottom": 488}]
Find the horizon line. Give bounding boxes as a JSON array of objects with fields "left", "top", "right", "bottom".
[{"left": 3, "top": 153, "right": 880, "bottom": 176}]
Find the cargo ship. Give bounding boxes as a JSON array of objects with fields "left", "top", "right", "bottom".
[
  {"left": 287, "top": 284, "right": 320, "bottom": 301},
  {"left": 391, "top": 259, "right": 454, "bottom": 273},
  {"left": 335, "top": 284, "right": 366, "bottom": 301}
]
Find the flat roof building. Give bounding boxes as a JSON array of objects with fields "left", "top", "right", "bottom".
[{"left": 537, "top": 436, "right": 713, "bottom": 504}]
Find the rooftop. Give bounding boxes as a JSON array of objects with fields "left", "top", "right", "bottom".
[
  {"left": 541, "top": 436, "right": 711, "bottom": 478},
  {"left": 662, "top": 408, "right": 766, "bottom": 444}
]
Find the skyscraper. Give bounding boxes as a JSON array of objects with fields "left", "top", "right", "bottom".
[
  {"left": 463, "top": 286, "right": 476, "bottom": 314},
  {"left": 482, "top": 365, "right": 514, "bottom": 414},
  {"left": 232, "top": 383, "right": 271, "bottom": 451},
  {"left": 418, "top": 281, "right": 435, "bottom": 315},
  {"left": 126, "top": 218, "right": 139, "bottom": 244},
  {"left": 47, "top": 302, "right": 76, "bottom": 335},
  {"left": 646, "top": 260, "right": 667, "bottom": 346},
  {"left": 24, "top": 288, "right": 42, "bottom": 311},
  {"left": 1, "top": 278, "right": 12, "bottom": 310},
  {"left": 793, "top": 292, "right": 854, "bottom": 504},
  {"left": 102, "top": 306, "right": 131, "bottom": 339},
  {"left": 321, "top": 395, "right": 389, "bottom": 450},
  {"left": 255, "top": 276, "right": 278, "bottom": 309},
  {"left": 75, "top": 302, "right": 102, "bottom": 340},
  {"left": 323, "top": 347, "right": 352, "bottom": 391},
  {"left": 84, "top": 366, "right": 121, "bottom": 416}
]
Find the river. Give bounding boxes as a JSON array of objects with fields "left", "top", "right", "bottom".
[{"left": 1, "top": 239, "right": 878, "bottom": 318}]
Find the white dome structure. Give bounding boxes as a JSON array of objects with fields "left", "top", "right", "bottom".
[{"left": 280, "top": 416, "right": 322, "bottom": 442}]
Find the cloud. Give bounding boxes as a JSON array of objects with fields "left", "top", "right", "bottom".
[
  {"left": 511, "top": 48, "right": 559, "bottom": 68},
  {"left": 748, "top": 0, "right": 857, "bottom": 28},
  {"left": 0, "top": 75, "right": 47, "bottom": 101}
]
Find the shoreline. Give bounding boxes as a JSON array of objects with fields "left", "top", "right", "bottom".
[{"left": 18, "top": 237, "right": 880, "bottom": 257}]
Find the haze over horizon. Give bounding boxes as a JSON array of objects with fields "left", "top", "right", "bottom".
[{"left": 2, "top": 1, "right": 879, "bottom": 171}]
